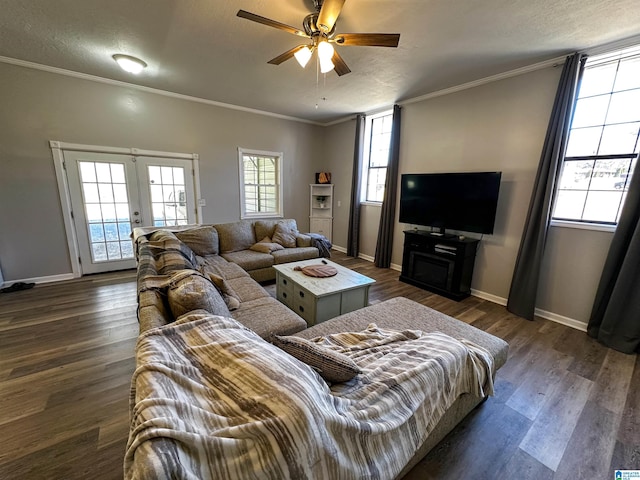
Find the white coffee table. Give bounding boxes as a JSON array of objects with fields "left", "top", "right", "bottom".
[{"left": 273, "top": 258, "right": 376, "bottom": 326}]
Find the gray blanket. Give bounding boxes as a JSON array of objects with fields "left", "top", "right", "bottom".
[
  {"left": 125, "top": 312, "right": 494, "bottom": 479},
  {"left": 307, "top": 233, "right": 332, "bottom": 258}
]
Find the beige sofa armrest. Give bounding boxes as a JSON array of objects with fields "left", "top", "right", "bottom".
[{"left": 296, "top": 233, "right": 312, "bottom": 247}]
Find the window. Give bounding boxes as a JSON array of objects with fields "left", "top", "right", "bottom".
[
  {"left": 238, "top": 148, "right": 283, "bottom": 219},
  {"left": 363, "top": 111, "right": 393, "bottom": 202},
  {"left": 553, "top": 46, "right": 640, "bottom": 225}
]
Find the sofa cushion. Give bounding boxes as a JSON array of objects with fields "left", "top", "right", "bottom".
[
  {"left": 222, "top": 250, "right": 274, "bottom": 271},
  {"left": 272, "top": 247, "right": 320, "bottom": 265},
  {"left": 225, "top": 276, "right": 271, "bottom": 303},
  {"left": 272, "top": 222, "right": 298, "bottom": 248},
  {"left": 214, "top": 221, "right": 256, "bottom": 253},
  {"left": 250, "top": 236, "right": 285, "bottom": 254},
  {"left": 231, "top": 297, "right": 307, "bottom": 338},
  {"left": 201, "top": 260, "right": 249, "bottom": 281},
  {"left": 167, "top": 270, "right": 230, "bottom": 319},
  {"left": 175, "top": 226, "right": 219, "bottom": 256},
  {"left": 272, "top": 334, "right": 362, "bottom": 383}
]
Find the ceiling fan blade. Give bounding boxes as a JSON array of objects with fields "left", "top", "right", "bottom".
[
  {"left": 267, "top": 45, "right": 307, "bottom": 65},
  {"left": 317, "top": 0, "right": 346, "bottom": 33},
  {"left": 333, "top": 33, "right": 400, "bottom": 47},
  {"left": 332, "top": 50, "right": 351, "bottom": 76},
  {"left": 237, "top": 10, "right": 309, "bottom": 38}
]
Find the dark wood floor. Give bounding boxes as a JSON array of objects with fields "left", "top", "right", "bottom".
[{"left": 0, "top": 251, "right": 638, "bottom": 479}]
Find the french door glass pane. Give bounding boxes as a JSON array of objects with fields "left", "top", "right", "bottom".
[
  {"left": 148, "top": 166, "right": 188, "bottom": 226},
  {"left": 79, "top": 161, "right": 134, "bottom": 262}
]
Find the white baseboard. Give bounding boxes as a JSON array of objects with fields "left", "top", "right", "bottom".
[
  {"left": 358, "top": 253, "right": 375, "bottom": 263},
  {"left": 333, "top": 247, "right": 588, "bottom": 333},
  {"left": 471, "top": 288, "right": 587, "bottom": 332},
  {"left": 533, "top": 308, "right": 588, "bottom": 332},
  {"left": 471, "top": 289, "right": 508, "bottom": 306},
  {"left": 331, "top": 245, "right": 373, "bottom": 263},
  {"left": 331, "top": 245, "right": 402, "bottom": 270},
  {"left": 2, "top": 273, "right": 75, "bottom": 288}
]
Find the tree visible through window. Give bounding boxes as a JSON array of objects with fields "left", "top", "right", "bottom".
[
  {"left": 553, "top": 46, "right": 640, "bottom": 225},
  {"left": 238, "top": 148, "right": 282, "bottom": 218},
  {"left": 363, "top": 111, "right": 393, "bottom": 202}
]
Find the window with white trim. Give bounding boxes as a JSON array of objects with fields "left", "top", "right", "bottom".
[
  {"left": 238, "top": 148, "right": 283, "bottom": 219},
  {"left": 362, "top": 111, "right": 393, "bottom": 202},
  {"left": 553, "top": 46, "right": 640, "bottom": 225}
]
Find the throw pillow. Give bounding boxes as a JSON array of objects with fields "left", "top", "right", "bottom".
[
  {"left": 175, "top": 226, "right": 219, "bottom": 256},
  {"left": 272, "top": 222, "right": 297, "bottom": 248},
  {"left": 272, "top": 335, "right": 361, "bottom": 383},
  {"left": 207, "top": 272, "right": 241, "bottom": 311},
  {"left": 250, "top": 236, "right": 285, "bottom": 254},
  {"left": 167, "top": 270, "right": 231, "bottom": 319}
]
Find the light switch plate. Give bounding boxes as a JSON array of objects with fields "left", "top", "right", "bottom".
[{"left": 198, "top": 198, "right": 206, "bottom": 207}]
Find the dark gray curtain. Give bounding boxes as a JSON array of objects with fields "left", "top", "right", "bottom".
[
  {"left": 507, "top": 53, "right": 586, "bottom": 320},
  {"left": 587, "top": 155, "right": 640, "bottom": 354},
  {"left": 375, "top": 105, "right": 402, "bottom": 268},
  {"left": 347, "top": 114, "right": 366, "bottom": 257}
]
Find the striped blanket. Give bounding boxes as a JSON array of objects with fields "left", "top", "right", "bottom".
[{"left": 124, "top": 312, "right": 494, "bottom": 480}]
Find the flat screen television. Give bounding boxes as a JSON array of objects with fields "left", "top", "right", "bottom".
[{"left": 399, "top": 172, "right": 502, "bottom": 235}]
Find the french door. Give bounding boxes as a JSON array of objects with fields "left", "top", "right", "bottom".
[{"left": 64, "top": 151, "right": 196, "bottom": 274}]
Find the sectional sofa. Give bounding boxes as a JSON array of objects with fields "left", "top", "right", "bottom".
[
  {"left": 133, "top": 218, "right": 318, "bottom": 335},
  {"left": 126, "top": 219, "right": 509, "bottom": 479}
]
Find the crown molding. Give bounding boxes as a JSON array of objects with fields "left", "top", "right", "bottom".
[
  {"left": 0, "top": 55, "right": 324, "bottom": 126},
  {"left": 320, "top": 54, "right": 567, "bottom": 127},
  {"left": 399, "top": 55, "right": 566, "bottom": 107}
]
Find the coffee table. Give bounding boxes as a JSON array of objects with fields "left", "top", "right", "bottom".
[{"left": 272, "top": 258, "right": 376, "bottom": 326}]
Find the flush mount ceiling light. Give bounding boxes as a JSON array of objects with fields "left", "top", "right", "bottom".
[{"left": 112, "top": 54, "right": 147, "bottom": 74}]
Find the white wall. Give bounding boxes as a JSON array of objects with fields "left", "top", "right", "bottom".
[{"left": 0, "top": 62, "right": 324, "bottom": 281}]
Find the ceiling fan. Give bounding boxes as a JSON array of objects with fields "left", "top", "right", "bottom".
[{"left": 237, "top": 0, "right": 400, "bottom": 76}]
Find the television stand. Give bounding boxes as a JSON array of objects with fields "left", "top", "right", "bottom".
[{"left": 400, "top": 230, "right": 479, "bottom": 301}]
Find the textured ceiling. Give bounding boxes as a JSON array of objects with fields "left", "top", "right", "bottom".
[{"left": 1, "top": 0, "right": 640, "bottom": 123}]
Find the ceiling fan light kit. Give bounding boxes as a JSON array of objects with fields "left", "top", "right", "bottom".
[
  {"left": 318, "top": 41, "right": 335, "bottom": 73},
  {"left": 294, "top": 45, "right": 313, "bottom": 68},
  {"left": 237, "top": 0, "right": 400, "bottom": 76},
  {"left": 112, "top": 54, "right": 147, "bottom": 74}
]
